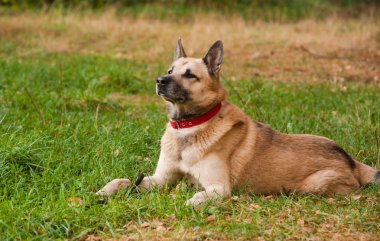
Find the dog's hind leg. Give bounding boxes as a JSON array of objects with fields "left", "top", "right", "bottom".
[{"left": 297, "top": 169, "right": 359, "bottom": 195}]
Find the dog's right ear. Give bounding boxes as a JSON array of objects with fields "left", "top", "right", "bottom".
[
  {"left": 173, "top": 38, "right": 187, "bottom": 61},
  {"left": 203, "top": 40, "right": 223, "bottom": 76}
]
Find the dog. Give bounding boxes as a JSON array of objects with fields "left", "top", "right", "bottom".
[{"left": 97, "top": 39, "right": 380, "bottom": 206}]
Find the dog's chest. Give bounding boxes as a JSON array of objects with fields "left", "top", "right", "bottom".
[
  {"left": 178, "top": 144, "right": 203, "bottom": 173},
  {"left": 166, "top": 128, "right": 213, "bottom": 175}
]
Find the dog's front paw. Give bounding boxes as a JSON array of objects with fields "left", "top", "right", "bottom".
[
  {"left": 185, "top": 192, "right": 207, "bottom": 206},
  {"left": 96, "top": 178, "right": 131, "bottom": 196}
]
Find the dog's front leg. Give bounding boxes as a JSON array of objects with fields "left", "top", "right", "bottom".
[
  {"left": 96, "top": 178, "right": 132, "bottom": 196},
  {"left": 186, "top": 153, "right": 231, "bottom": 206},
  {"left": 96, "top": 151, "right": 181, "bottom": 196},
  {"left": 138, "top": 151, "right": 182, "bottom": 191}
]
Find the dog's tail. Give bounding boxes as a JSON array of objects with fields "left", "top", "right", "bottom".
[{"left": 354, "top": 161, "right": 379, "bottom": 186}]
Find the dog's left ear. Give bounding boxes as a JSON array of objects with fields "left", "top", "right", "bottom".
[
  {"left": 203, "top": 40, "right": 223, "bottom": 75},
  {"left": 173, "top": 38, "right": 187, "bottom": 61}
]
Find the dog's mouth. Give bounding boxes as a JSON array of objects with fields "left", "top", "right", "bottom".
[
  {"left": 159, "top": 93, "right": 186, "bottom": 103},
  {"left": 157, "top": 89, "right": 186, "bottom": 103},
  {"left": 157, "top": 91, "right": 174, "bottom": 102},
  {"left": 156, "top": 79, "right": 189, "bottom": 104}
]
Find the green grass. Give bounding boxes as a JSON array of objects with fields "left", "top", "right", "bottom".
[{"left": 0, "top": 52, "right": 379, "bottom": 240}]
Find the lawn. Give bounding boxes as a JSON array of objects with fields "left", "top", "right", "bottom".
[{"left": 0, "top": 9, "right": 379, "bottom": 240}]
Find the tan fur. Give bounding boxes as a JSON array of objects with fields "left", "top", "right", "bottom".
[{"left": 97, "top": 40, "right": 379, "bottom": 205}]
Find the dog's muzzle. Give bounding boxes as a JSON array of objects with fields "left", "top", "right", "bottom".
[
  {"left": 156, "top": 75, "right": 188, "bottom": 103},
  {"left": 156, "top": 76, "right": 170, "bottom": 96},
  {"left": 157, "top": 76, "right": 170, "bottom": 85}
]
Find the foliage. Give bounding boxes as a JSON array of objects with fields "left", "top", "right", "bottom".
[{"left": 1, "top": 0, "right": 380, "bottom": 20}]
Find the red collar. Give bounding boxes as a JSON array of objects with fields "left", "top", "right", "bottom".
[{"left": 169, "top": 103, "right": 222, "bottom": 129}]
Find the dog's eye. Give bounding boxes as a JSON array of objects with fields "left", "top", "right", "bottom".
[
  {"left": 168, "top": 69, "right": 172, "bottom": 74},
  {"left": 185, "top": 73, "right": 196, "bottom": 78},
  {"left": 183, "top": 70, "right": 199, "bottom": 80}
]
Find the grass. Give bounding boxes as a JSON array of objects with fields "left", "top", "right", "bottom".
[
  {"left": 0, "top": 10, "right": 380, "bottom": 240},
  {"left": 0, "top": 52, "right": 379, "bottom": 240}
]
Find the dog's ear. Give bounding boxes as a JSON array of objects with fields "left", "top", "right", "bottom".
[
  {"left": 203, "top": 40, "right": 223, "bottom": 76},
  {"left": 173, "top": 38, "right": 187, "bottom": 61}
]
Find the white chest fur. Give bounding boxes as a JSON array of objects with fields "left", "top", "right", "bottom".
[
  {"left": 167, "top": 126, "right": 206, "bottom": 175},
  {"left": 179, "top": 145, "right": 203, "bottom": 174}
]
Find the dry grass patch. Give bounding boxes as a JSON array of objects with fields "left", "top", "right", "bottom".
[{"left": 1, "top": 10, "right": 380, "bottom": 83}]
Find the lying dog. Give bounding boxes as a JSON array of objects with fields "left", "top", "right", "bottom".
[{"left": 97, "top": 40, "right": 380, "bottom": 206}]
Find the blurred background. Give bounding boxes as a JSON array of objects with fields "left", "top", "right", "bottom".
[
  {"left": 2, "top": 0, "right": 380, "bottom": 19},
  {"left": 1, "top": 0, "right": 379, "bottom": 83},
  {"left": 1, "top": 3, "right": 380, "bottom": 239}
]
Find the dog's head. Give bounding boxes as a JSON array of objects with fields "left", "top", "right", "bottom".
[{"left": 156, "top": 39, "right": 227, "bottom": 120}]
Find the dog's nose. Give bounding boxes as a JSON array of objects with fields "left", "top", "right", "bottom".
[{"left": 157, "top": 76, "right": 169, "bottom": 85}]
